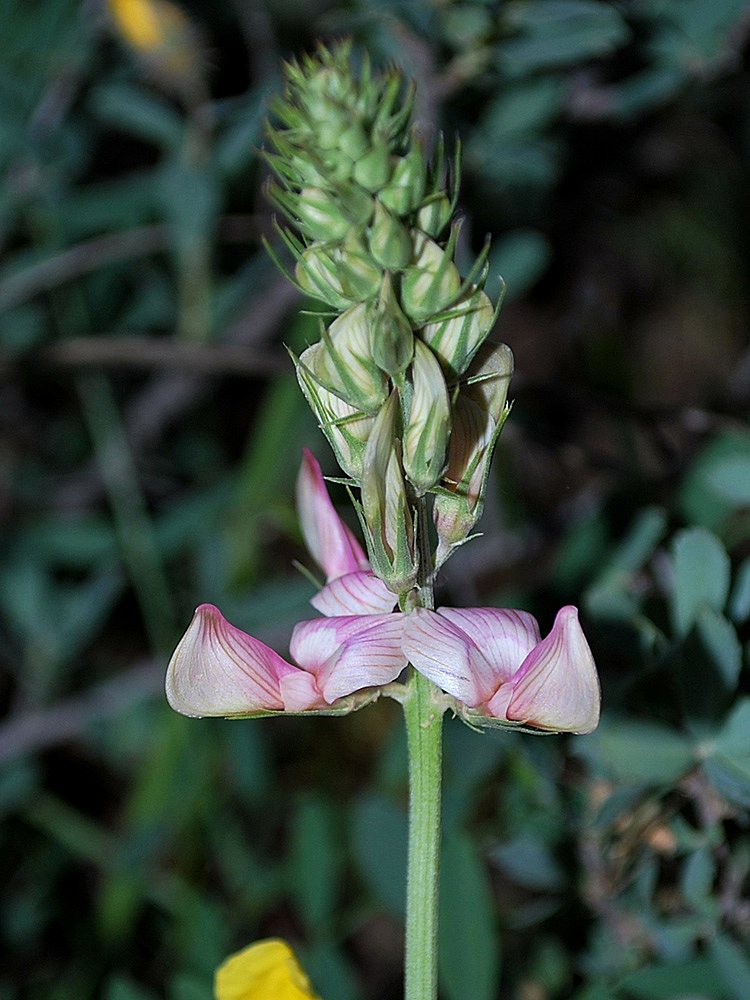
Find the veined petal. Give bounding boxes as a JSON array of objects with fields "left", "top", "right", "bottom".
[
  {"left": 507, "top": 606, "right": 601, "bottom": 734},
  {"left": 437, "top": 607, "right": 540, "bottom": 686},
  {"left": 402, "top": 607, "right": 496, "bottom": 706},
  {"left": 290, "top": 614, "right": 407, "bottom": 702},
  {"left": 166, "top": 604, "right": 289, "bottom": 717},
  {"left": 279, "top": 671, "right": 327, "bottom": 712},
  {"left": 310, "top": 570, "right": 397, "bottom": 616},
  {"left": 297, "top": 448, "right": 369, "bottom": 580}
]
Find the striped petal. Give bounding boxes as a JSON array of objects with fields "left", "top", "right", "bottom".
[
  {"left": 166, "top": 604, "right": 292, "bottom": 717},
  {"left": 436, "top": 607, "right": 540, "bottom": 686},
  {"left": 311, "top": 571, "right": 397, "bottom": 615},
  {"left": 507, "top": 606, "right": 601, "bottom": 734},
  {"left": 290, "top": 614, "right": 407, "bottom": 703},
  {"left": 297, "top": 448, "right": 369, "bottom": 580},
  {"left": 401, "top": 607, "right": 497, "bottom": 706}
]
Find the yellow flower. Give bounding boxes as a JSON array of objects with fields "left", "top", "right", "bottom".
[
  {"left": 108, "top": 0, "right": 169, "bottom": 51},
  {"left": 107, "top": 0, "right": 202, "bottom": 97},
  {"left": 215, "top": 940, "right": 321, "bottom": 1000}
]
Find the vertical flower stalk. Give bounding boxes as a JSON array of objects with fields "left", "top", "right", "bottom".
[{"left": 167, "top": 42, "right": 601, "bottom": 1000}]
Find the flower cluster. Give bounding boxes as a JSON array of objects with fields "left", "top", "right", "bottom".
[
  {"left": 167, "top": 452, "right": 600, "bottom": 734},
  {"left": 166, "top": 44, "right": 600, "bottom": 737},
  {"left": 265, "top": 42, "right": 511, "bottom": 590}
]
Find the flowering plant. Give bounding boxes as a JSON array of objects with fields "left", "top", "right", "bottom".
[{"left": 166, "top": 43, "right": 600, "bottom": 1000}]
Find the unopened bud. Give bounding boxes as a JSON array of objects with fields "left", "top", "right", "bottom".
[
  {"left": 416, "top": 193, "right": 452, "bottom": 238},
  {"left": 369, "top": 200, "right": 413, "bottom": 269},
  {"left": 294, "top": 186, "right": 351, "bottom": 241},
  {"left": 295, "top": 244, "right": 353, "bottom": 310},
  {"left": 307, "top": 303, "right": 388, "bottom": 413},
  {"left": 401, "top": 231, "right": 461, "bottom": 324},
  {"left": 361, "top": 393, "right": 417, "bottom": 593},
  {"left": 337, "top": 229, "right": 382, "bottom": 301},
  {"left": 403, "top": 340, "right": 450, "bottom": 493},
  {"left": 353, "top": 141, "right": 392, "bottom": 192},
  {"left": 295, "top": 357, "right": 375, "bottom": 481},
  {"left": 368, "top": 272, "right": 414, "bottom": 377},
  {"left": 378, "top": 135, "right": 426, "bottom": 216},
  {"left": 433, "top": 342, "right": 513, "bottom": 566},
  {"left": 419, "top": 285, "right": 495, "bottom": 379}
]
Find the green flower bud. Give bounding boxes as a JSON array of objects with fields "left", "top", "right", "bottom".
[
  {"left": 353, "top": 141, "right": 392, "bottom": 192},
  {"left": 401, "top": 231, "right": 461, "bottom": 324},
  {"left": 368, "top": 271, "right": 414, "bottom": 377},
  {"left": 369, "top": 200, "right": 413, "bottom": 269},
  {"left": 295, "top": 356, "right": 375, "bottom": 481},
  {"left": 379, "top": 134, "right": 426, "bottom": 216},
  {"left": 294, "top": 186, "right": 351, "bottom": 241},
  {"left": 419, "top": 285, "right": 494, "bottom": 380},
  {"left": 304, "top": 302, "right": 388, "bottom": 413},
  {"left": 337, "top": 229, "right": 382, "bottom": 301},
  {"left": 403, "top": 340, "right": 450, "bottom": 493},
  {"left": 361, "top": 392, "right": 417, "bottom": 594},
  {"left": 339, "top": 122, "right": 369, "bottom": 160},
  {"left": 294, "top": 244, "right": 353, "bottom": 310},
  {"left": 433, "top": 342, "right": 513, "bottom": 567},
  {"left": 416, "top": 192, "right": 452, "bottom": 237}
]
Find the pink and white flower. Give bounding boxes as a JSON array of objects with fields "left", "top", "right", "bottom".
[
  {"left": 296, "top": 448, "right": 396, "bottom": 616},
  {"left": 166, "top": 451, "right": 600, "bottom": 733},
  {"left": 165, "top": 604, "right": 407, "bottom": 717},
  {"left": 401, "top": 604, "right": 600, "bottom": 734}
]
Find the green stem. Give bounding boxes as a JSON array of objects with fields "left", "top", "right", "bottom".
[
  {"left": 403, "top": 495, "right": 444, "bottom": 1000},
  {"left": 403, "top": 669, "right": 443, "bottom": 1000}
]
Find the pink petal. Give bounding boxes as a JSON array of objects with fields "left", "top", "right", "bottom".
[
  {"left": 401, "top": 607, "right": 497, "bottom": 706},
  {"left": 507, "top": 606, "right": 601, "bottom": 734},
  {"left": 165, "top": 604, "right": 289, "bottom": 717},
  {"left": 297, "top": 448, "right": 369, "bottom": 580},
  {"left": 279, "top": 670, "right": 327, "bottom": 712},
  {"left": 311, "top": 571, "right": 397, "bottom": 616},
  {"left": 290, "top": 614, "right": 407, "bottom": 703},
  {"left": 436, "top": 607, "right": 540, "bottom": 686}
]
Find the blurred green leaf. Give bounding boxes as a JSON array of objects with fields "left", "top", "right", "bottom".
[
  {"left": 669, "top": 527, "right": 730, "bottom": 636},
  {"left": 489, "top": 834, "right": 564, "bottom": 892},
  {"left": 303, "top": 944, "right": 363, "bottom": 1000},
  {"left": 352, "top": 793, "right": 407, "bottom": 916},
  {"left": 702, "top": 698, "right": 750, "bottom": 808},
  {"left": 103, "top": 977, "right": 159, "bottom": 1000},
  {"left": 580, "top": 719, "right": 694, "bottom": 785},
  {"left": 680, "top": 846, "right": 714, "bottom": 908},
  {"left": 486, "top": 228, "right": 552, "bottom": 301},
  {"left": 728, "top": 557, "right": 750, "bottom": 624},
  {"left": 91, "top": 84, "right": 184, "bottom": 149},
  {"left": 498, "top": 0, "right": 630, "bottom": 75},
  {"left": 678, "top": 431, "right": 750, "bottom": 529},
  {"left": 289, "top": 794, "right": 339, "bottom": 931},
  {"left": 675, "top": 608, "right": 742, "bottom": 725},
  {"left": 711, "top": 933, "right": 750, "bottom": 1000},
  {"left": 618, "top": 955, "right": 732, "bottom": 998},
  {"left": 438, "top": 833, "right": 499, "bottom": 1000}
]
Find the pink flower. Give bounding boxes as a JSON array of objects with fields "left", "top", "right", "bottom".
[
  {"left": 297, "top": 448, "right": 396, "bottom": 616},
  {"left": 401, "top": 605, "right": 600, "bottom": 734},
  {"left": 165, "top": 603, "right": 407, "bottom": 717},
  {"left": 166, "top": 450, "right": 600, "bottom": 733}
]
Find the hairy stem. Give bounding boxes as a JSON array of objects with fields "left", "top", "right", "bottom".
[{"left": 403, "top": 496, "right": 443, "bottom": 1000}]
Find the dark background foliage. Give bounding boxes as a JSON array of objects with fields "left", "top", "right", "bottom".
[{"left": 2, "top": 1, "right": 750, "bottom": 998}]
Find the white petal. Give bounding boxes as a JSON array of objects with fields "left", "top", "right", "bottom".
[
  {"left": 401, "top": 607, "right": 496, "bottom": 706},
  {"left": 437, "top": 607, "right": 540, "bottom": 686},
  {"left": 310, "top": 571, "right": 397, "bottom": 616}
]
